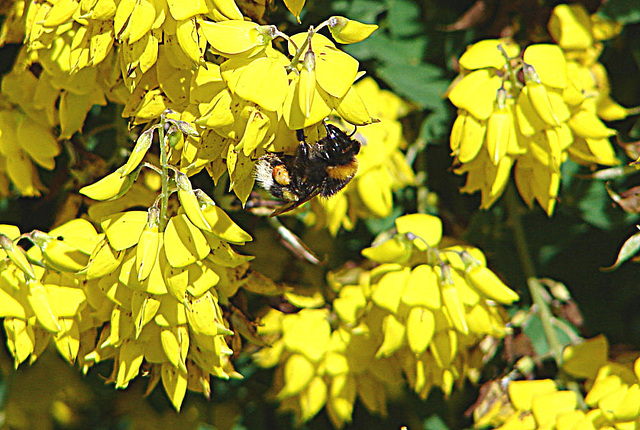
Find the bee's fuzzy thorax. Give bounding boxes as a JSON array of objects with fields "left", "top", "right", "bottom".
[{"left": 255, "top": 123, "right": 362, "bottom": 216}]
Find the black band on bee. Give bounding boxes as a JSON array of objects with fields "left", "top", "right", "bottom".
[{"left": 255, "top": 123, "right": 362, "bottom": 216}]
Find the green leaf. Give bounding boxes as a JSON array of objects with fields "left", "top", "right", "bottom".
[
  {"left": 377, "top": 63, "right": 448, "bottom": 110},
  {"left": 602, "top": 230, "right": 640, "bottom": 271},
  {"left": 333, "top": 0, "right": 387, "bottom": 23},
  {"left": 561, "top": 161, "right": 639, "bottom": 230},
  {"left": 523, "top": 313, "right": 576, "bottom": 358},
  {"left": 387, "top": 0, "right": 423, "bottom": 38},
  {"left": 599, "top": 0, "right": 640, "bottom": 24},
  {"left": 419, "top": 106, "right": 451, "bottom": 142},
  {"left": 424, "top": 414, "right": 450, "bottom": 430},
  {"left": 346, "top": 32, "right": 426, "bottom": 64},
  {"left": 365, "top": 206, "right": 403, "bottom": 236}
]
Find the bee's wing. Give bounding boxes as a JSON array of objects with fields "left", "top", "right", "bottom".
[{"left": 269, "top": 188, "right": 322, "bottom": 217}]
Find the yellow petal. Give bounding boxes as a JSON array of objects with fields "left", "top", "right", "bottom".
[
  {"left": 27, "top": 280, "right": 61, "bottom": 333},
  {"left": 448, "top": 70, "right": 502, "bottom": 120},
  {"left": 585, "top": 374, "right": 623, "bottom": 407},
  {"left": 201, "top": 204, "right": 252, "bottom": 244},
  {"left": 508, "top": 379, "right": 558, "bottom": 411},
  {"left": 101, "top": 210, "right": 147, "bottom": 250},
  {"left": 457, "top": 111, "right": 487, "bottom": 163},
  {"left": 282, "top": 309, "right": 330, "bottom": 363},
  {"left": 429, "top": 330, "right": 457, "bottom": 368},
  {"left": 163, "top": 214, "right": 211, "bottom": 268},
  {"left": 459, "top": 39, "right": 512, "bottom": 71},
  {"left": 279, "top": 353, "right": 316, "bottom": 397},
  {"left": 531, "top": 391, "right": 577, "bottom": 427},
  {"left": 300, "top": 376, "right": 327, "bottom": 422},
  {"left": 401, "top": 264, "right": 441, "bottom": 309},
  {"left": 16, "top": 119, "right": 59, "bottom": 170},
  {"left": 200, "top": 20, "right": 262, "bottom": 56},
  {"left": 298, "top": 59, "right": 316, "bottom": 117},
  {"left": 161, "top": 362, "right": 188, "bottom": 411},
  {"left": 376, "top": 313, "right": 405, "bottom": 357},
  {"left": 283, "top": 0, "right": 305, "bottom": 23},
  {"left": 568, "top": 108, "right": 616, "bottom": 139},
  {"left": 356, "top": 168, "right": 393, "bottom": 218},
  {"left": 562, "top": 335, "right": 609, "bottom": 380},
  {"left": 333, "top": 285, "right": 367, "bottom": 326},
  {"left": 612, "top": 384, "right": 640, "bottom": 422},
  {"left": 234, "top": 56, "right": 288, "bottom": 112},
  {"left": 44, "top": 277, "right": 86, "bottom": 317},
  {"left": 166, "top": 0, "right": 208, "bottom": 21},
  {"left": 54, "top": 318, "right": 80, "bottom": 364},
  {"left": 360, "top": 237, "right": 412, "bottom": 264},
  {"left": 328, "top": 16, "right": 378, "bottom": 44},
  {"left": 486, "top": 107, "right": 511, "bottom": 164},
  {"left": 314, "top": 40, "right": 359, "bottom": 99},
  {"left": 548, "top": 4, "right": 593, "bottom": 50},
  {"left": 523, "top": 44, "right": 567, "bottom": 89},
  {"left": 332, "top": 84, "right": 375, "bottom": 126},
  {"left": 516, "top": 87, "right": 547, "bottom": 136},
  {"left": 210, "top": 0, "right": 243, "bottom": 20},
  {"left": 41, "top": 0, "right": 78, "bottom": 27},
  {"left": 394, "top": 213, "right": 443, "bottom": 249},
  {"left": 466, "top": 266, "right": 519, "bottom": 304},
  {"left": 283, "top": 73, "right": 332, "bottom": 129},
  {"left": 441, "top": 285, "right": 468, "bottom": 334},
  {"left": 597, "top": 96, "right": 629, "bottom": 121},
  {"left": 371, "top": 267, "right": 410, "bottom": 314},
  {"left": 406, "top": 307, "right": 435, "bottom": 355}
]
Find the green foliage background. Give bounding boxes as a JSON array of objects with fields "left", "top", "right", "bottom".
[{"left": 1, "top": 0, "right": 640, "bottom": 429}]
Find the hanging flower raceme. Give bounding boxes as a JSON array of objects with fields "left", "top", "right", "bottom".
[
  {"left": 0, "top": 113, "right": 279, "bottom": 411},
  {"left": 447, "top": 3, "right": 624, "bottom": 215},
  {"left": 9, "top": 0, "right": 244, "bottom": 131},
  {"left": 5, "top": 0, "right": 379, "bottom": 206},
  {"left": 254, "top": 213, "right": 518, "bottom": 427},
  {"left": 474, "top": 336, "right": 640, "bottom": 430},
  {"left": 66, "top": 114, "right": 259, "bottom": 410}
]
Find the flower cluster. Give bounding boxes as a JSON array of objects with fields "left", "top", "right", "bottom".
[
  {"left": 305, "top": 77, "right": 416, "bottom": 234},
  {"left": 0, "top": 0, "right": 378, "bottom": 205},
  {"left": 475, "top": 336, "right": 640, "bottom": 430},
  {"left": 254, "top": 213, "right": 518, "bottom": 427},
  {"left": 0, "top": 0, "right": 399, "bottom": 412},
  {"left": 448, "top": 4, "right": 625, "bottom": 215},
  {"left": 0, "top": 115, "right": 283, "bottom": 410}
]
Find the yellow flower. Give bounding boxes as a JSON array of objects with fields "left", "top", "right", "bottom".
[
  {"left": 284, "top": 32, "right": 374, "bottom": 129},
  {"left": 448, "top": 14, "right": 621, "bottom": 215},
  {"left": 475, "top": 338, "right": 640, "bottom": 430}
]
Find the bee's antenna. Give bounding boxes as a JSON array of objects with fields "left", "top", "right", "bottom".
[{"left": 349, "top": 125, "right": 358, "bottom": 138}]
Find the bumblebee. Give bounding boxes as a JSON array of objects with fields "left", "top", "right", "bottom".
[{"left": 255, "top": 123, "right": 361, "bottom": 216}]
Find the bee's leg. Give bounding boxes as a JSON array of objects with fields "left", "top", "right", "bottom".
[
  {"left": 290, "top": 131, "right": 310, "bottom": 185},
  {"left": 296, "top": 129, "right": 306, "bottom": 143},
  {"left": 295, "top": 134, "right": 309, "bottom": 160},
  {"left": 294, "top": 128, "right": 309, "bottom": 163}
]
